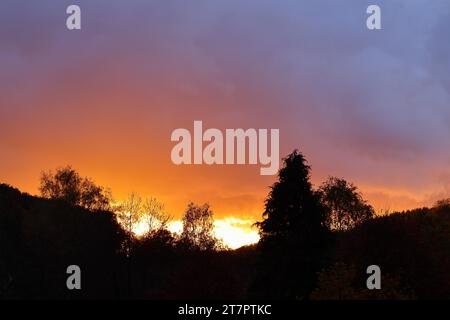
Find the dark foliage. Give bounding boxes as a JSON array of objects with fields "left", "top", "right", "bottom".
[
  {"left": 319, "top": 177, "right": 375, "bottom": 231},
  {"left": 323, "top": 205, "right": 450, "bottom": 299},
  {"left": 1, "top": 154, "right": 450, "bottom": 299},
  {"left": 252, "top": 150, "right": 332, "bottom": 299},
  {"left": 178, "top": 202, "right": 223, "bottom": 252},
  {"left": 40, "top": 166, "right": 111, "bottom": 211},
  {"left": 0, "top": 184, "right": 125, "bottom": 299}
]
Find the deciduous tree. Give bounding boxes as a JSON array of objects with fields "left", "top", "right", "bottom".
[
  {"left": 179, "top": 203, "right": 221, "bottom": 251},
  {"left": 39, "top": 166, "right": 111, "bottom": 211},
  {"left": 319, "top": 177, "right": 374, "bottom": 231}
]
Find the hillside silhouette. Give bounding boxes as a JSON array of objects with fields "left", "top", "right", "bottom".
[{"left": 0, "top": 151, "right": 449, "bottom": 299}]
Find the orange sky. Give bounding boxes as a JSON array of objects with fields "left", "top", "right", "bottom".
[{"left": 2, "top": 1, "right": 450, "bottom": 248}]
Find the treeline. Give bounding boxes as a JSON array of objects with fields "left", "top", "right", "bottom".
[
  {"left": 0, "top": 182, "right": 250, "bottom": 299},
  {"left": 0, "top": 151, "right": 449, "bottom": 299}
]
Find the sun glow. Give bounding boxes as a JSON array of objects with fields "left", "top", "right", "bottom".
[
  {"left": 133, "top": 220, "right": 150, "bottom": 237},
  {"left": 169, "top": 218, "right": 260, "bottom": 249},
  {"left": 131, "top": 217, "right": 259, "bottom": 249},
  {"left": 213, "top": 217, "right": 260, "bottom": 249}
]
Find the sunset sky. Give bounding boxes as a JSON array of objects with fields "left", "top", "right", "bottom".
[{"left": 1, "top": 1, "right": 450, "bottom": 247}]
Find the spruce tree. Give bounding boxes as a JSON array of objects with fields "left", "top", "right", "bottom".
[{"left": 254, "top": 150, "right": 330, "bottom": 299}]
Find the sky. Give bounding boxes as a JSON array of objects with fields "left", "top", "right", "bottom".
[{"left": 1, "top": 1, "right": 450, "bottom": 247}]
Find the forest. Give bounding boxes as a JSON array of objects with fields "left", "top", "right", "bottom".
[{"left": 0, "top": 150, "right": 449, "bottom": 299}]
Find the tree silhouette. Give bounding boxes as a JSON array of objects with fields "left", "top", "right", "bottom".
[
  {"left": 179, "top": 203, "right": 221, "bottom": 251},
  {"left": 0, "top": 183, "right": 124, "bottom": 299},
  {"left": 253, "top": 150, "right": 330, "bottom": 299},
  {"left": 116, "top": 192, "right": 143, "bottom": 257},
  {"left": 114, "top": 192, "right": 144, "bottom": 297},
  {"left": 40, "top": 166, "right": 111, "bottom": 211},
  {"left": 435, "top": 198, "right": 450, "bottom": 209},
  {"left": 143, "top": 197, "right": 171, "bottom": 236},
  {"left": 319, "top": 177, "right": 374, "bottom": 231},
  {"left": 4, "top": 157, "right": 450, "bottom": 300},
  {"left": 2, "top": 163, "right": 450, "bottom": 299},
  {"left": 257, "top": 150, "right": 327, "bottom": 244}
]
